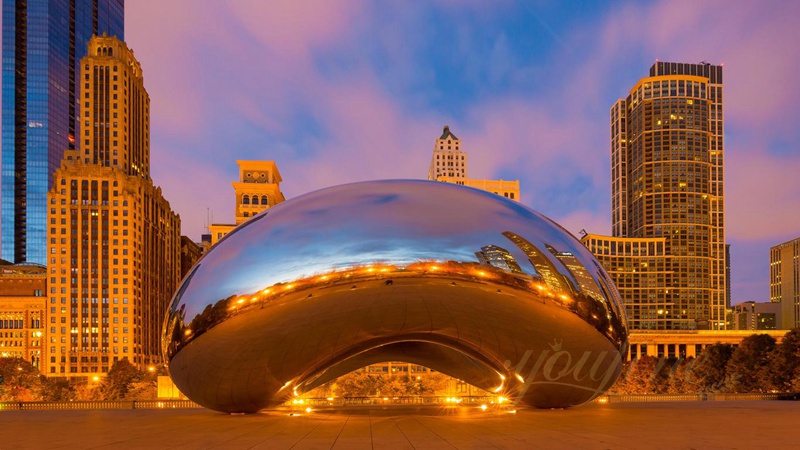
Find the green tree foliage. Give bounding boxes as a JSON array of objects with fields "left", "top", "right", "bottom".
[
  {"left": 726, "top": 334, "right": 777, "bottom": 393},
  {"left": 0, "top": 358, "right": 44, "bottom": 401}
]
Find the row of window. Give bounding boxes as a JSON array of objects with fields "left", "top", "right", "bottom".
[{"left": 241, "top": 195, "right": 268, "bottom": 205}]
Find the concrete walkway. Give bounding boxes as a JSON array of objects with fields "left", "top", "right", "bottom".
[{"left": 1, "top": 401, "right": 796, "bottom": 449}]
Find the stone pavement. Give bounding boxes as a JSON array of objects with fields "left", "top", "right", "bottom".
[{"left": 0, "top": 401, "right": 796, "bottom": 449}]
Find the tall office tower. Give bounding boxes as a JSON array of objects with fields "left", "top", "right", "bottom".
[
  {"left": 427, "top": 126, "right": 521, "bottom": 202},
  {"left": 587, "top": 62, "right": 726, "bottom": 330},
  {"left": 770, "top": 237, "right": 800, "bottom": 329},
  {"left": 428, "top": 125, "right": 467, "bottom": 180},
  {"left": 45, "top": 36, "right": 180, "bottom": 377},
  {"left": 2, "top": 0, "right": 124, "bottom": 266},
  {"left": 209, "top": 160, "right": 285, "bottom": 245}
]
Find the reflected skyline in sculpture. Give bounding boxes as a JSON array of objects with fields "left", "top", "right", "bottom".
[{"left": 163, "top": 180, "right": 628, "bottom": 413}]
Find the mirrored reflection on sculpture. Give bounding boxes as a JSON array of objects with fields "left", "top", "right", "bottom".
[{"left": 163, "top": 180, "right": 628, "bottom": 413}]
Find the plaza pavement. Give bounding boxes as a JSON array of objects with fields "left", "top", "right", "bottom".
[{"left": 0, "top": 401, "right": 796, "bottom": 449}]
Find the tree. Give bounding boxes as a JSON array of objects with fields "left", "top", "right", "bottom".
[
  {"left": 726, "top": 334, "right": 777, "bottom": 393},
  {"left": 761, "top": 328, "right": 800, "bottom": 392},
  {"left": 41, "top": 378, "right": 76, "bottom": 401},
  {"left": 688, "top": 343, "right": 734, "bottom": 393},
  {"left": 609, "top": 356, "right": 672, "bottom": 394},
  {"left": 667, "top": 358, "right": 696, "bottom": 394},
  {"left": 418, "top": 372, "right": 451, "bottom": 395},
  {"left": 125, "top": 380, "right": 157, "bottom": 400},
  {"left": 100, "top": 359, "right": 145, "bottom": 400},
  {"left": 0, "top": 358, "right": 45, "bottom": 401},
  {"left": 331, "top": 371, "right": 386, "bottom": 397}
]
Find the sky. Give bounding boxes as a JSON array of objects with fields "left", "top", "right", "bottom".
[{"left": 125, "top": 0, "right": 800, "bottom": 305}]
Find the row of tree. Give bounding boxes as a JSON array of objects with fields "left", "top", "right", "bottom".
[
  {"left": 307, "top": 371, "right": 453, "bottom": 398},
  {"left": 611, "top": 328, "right": 800, "bottom": 394},
  {"left": 0, "top": 358, "right": 160, "bottom": 402},
  {"left": 2, "top": 329, "right": 798, "bottom": 401}
]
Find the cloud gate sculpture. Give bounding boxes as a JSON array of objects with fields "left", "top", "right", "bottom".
[{"left": 163, "top": 180, "right": 628, "bottom": 413}]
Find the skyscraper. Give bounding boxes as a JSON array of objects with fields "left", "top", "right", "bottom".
[
  {"left": 427, "top": 126, "right": 520, "bottom": 202},
  {"left": 428, "top": 125, "right": 466, "bottom": 180},
  {"left": 2, "top": 0, "right": 124, "bottom": 265},
  {"left": 770, "top": 237, "right": 800, "bottom": 329},
  {"left": 45, "top": 36, "right": 180, "bottom": 376},
  {"left": 584, "top": 62, "right": 727, "bottom": 330}
]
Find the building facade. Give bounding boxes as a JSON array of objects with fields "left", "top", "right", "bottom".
[
  {"left": 427, "top": 126, "right": 520, "bottom": 202},
  {"left": 626, "top": 329, "right": 787, "bottom": 360},
  {"left": 581, "top": 234, "right": 674, "bottom": 329},
  {"left": 437, "top": 176, "right": 520, "bottom": 202},
  {"left": 592, "top": 62, "right": 727, "bottom": 330},
  {"left": 2, "top": 0, "right": 124, "bottom": 266},
  {"left": 180, "top": 236, "right": 203, "bottom": 279},
  {"left": 0, "top": 261, "right": 45, "bottom": 370},
  {"left": 209, "top": 160, "right": 285, "bottom": 245},
  {"left": 770, "top": 237, "right": 800, "bottom": 329},
  {"left": 44, "top": 36, "right": 180, "bottom": 377},
  {"left": 729, "top": 301, "right": 781, "bottom": 331},
  {"left": 427, "top": 125, "right": 466, "bottom": 180}
]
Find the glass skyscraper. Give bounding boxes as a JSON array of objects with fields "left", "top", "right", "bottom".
[{"left": 2, "top": 0, "right": 124, "bottom": 265}]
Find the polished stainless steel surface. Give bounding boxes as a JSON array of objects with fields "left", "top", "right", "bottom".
[{"left": 163, "top": 180, "right": 628, "bottom": 413}]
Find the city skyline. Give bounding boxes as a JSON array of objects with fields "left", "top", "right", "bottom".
[{"left": 3, "top": 1, "right": 795, "bottom": 306}]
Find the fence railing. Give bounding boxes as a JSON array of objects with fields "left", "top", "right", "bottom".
[
  {"left": 0, "top": 399, "right": 201, "bottom": 411},
  {"left": 2, "top": 393, "right": 796, "bottom": 411},
  {"left": 288, "top": 395, "right": 496, "bottom": 407},
  {"left": 596, "top": 392, "right": 799, "bottom": 403}
]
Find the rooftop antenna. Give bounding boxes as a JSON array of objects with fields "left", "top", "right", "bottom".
[{"left": 205, "top": 208, "right": 213, "bottom": 233}]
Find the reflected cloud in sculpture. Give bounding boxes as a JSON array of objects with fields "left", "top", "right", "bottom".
[{"left": 163, "top": 180, "right": 628, "bottom": 413}]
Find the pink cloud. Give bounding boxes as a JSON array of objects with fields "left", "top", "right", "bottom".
[
  {"left": 552, "top": 209, "right": 611, "bottom": 240},
  {"left": 726, "top": 147, "right": 800, "bottom": 240}
]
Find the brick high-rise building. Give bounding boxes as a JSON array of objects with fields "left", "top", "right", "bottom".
[
  {"left": 2, "top": 0, "right": 124, "bottom": 266},
  {"left": 45, "top": 36, "right": 180, "bottom": 377},
  {"left": 584, "top": 62, "right": 727, "bottom": 330}
]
